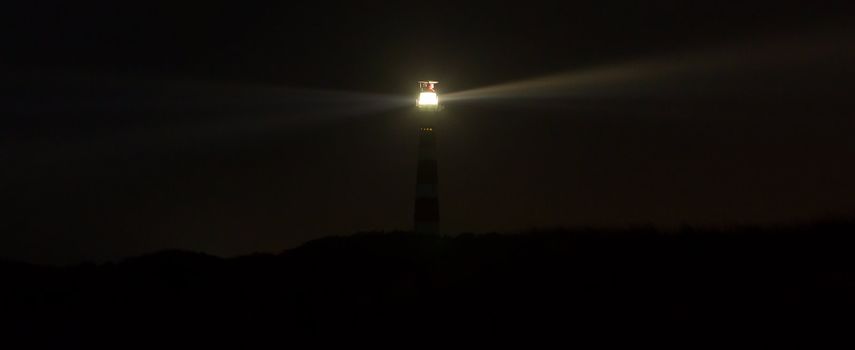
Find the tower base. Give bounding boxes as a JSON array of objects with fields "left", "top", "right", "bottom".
[
  {"left": 414, "top": 126, "right": 439, "bottom": 234},
  {"left": 414, "top": 221, "right": 439, "bottom": 235}
]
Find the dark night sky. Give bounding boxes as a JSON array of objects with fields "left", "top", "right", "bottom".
[{"left": 3, "top": 1, "right": 855, "bottom": 264}]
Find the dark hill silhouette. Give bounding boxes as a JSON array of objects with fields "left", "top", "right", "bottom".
[{"left": 3, "top": 222, "right": 855, "bottom": 345}]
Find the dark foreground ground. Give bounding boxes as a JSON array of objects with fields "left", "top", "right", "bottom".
[{"left": 4, "top": 222, "right": 855, "bottom": 345}]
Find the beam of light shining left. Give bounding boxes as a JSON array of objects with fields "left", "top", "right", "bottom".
[
  {"left": 9, "top": 71, "right": 412, "bottom": 120},
  {"left": 5, "top": 70, "right": 412, "bottom": 169}
]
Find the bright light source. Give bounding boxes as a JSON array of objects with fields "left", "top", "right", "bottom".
[
  {"left": 418, "top": 92, "right": 438, "bottom": 106},
  {"left": 417, "top": 81, "right": 440, "bottom": 111}
]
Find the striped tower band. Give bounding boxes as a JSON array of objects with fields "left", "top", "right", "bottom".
[{"left": 414, "top": 126, "right": 439, "bottom": 234}]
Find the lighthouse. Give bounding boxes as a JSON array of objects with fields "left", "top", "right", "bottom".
[{"left": 414, "top": 81, "right": 441, "bottom": 234}]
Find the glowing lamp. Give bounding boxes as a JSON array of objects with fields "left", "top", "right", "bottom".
[
  {"left": 417, "top": 81, "right": 440, "bottom": 111},
  {"left": 418, "top": 92, "right": 438, "bottom": 106}
]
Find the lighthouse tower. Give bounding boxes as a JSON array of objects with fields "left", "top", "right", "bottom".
[{"left": 414, "top": 81, "right": 440, "bottom": 234}]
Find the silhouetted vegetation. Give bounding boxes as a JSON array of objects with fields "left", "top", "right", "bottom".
[{"left": 4, "top": 222, "right": 855, "bottom": 345}]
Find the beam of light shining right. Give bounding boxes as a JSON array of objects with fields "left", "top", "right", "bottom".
[{"left": 443, "top": 25, "right": 855, "bottom": 103}]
